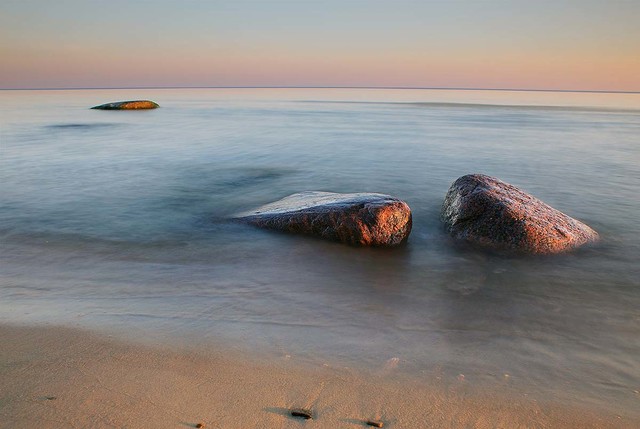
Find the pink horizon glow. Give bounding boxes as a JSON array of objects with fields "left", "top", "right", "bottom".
[{"left": 1, "top": 1, "right": 639, "bottom": 92}]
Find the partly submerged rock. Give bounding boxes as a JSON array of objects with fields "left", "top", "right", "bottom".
[
  {"left": 441, "top": 174, "right": 598, "bottom": 254},
  {"left": 91, "top": 100, "right": 159, "bottom": 110},
  {"left": 235, "top": 191, "right": 412, "bottom": 246}
]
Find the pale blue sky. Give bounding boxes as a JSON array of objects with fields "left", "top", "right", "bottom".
[{"left": 1, "top": 0, "right": 639, "bottom": 90}]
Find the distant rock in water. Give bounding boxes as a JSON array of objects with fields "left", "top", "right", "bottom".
[
  {"left": 235, "top": 191, "right": 412, "bottom": 246},
  {"left": 91, "top": 100, "right": 159, "bottom": 110},
  {"left": 441, "top": 174, "right": 598, "bottom": 254}
]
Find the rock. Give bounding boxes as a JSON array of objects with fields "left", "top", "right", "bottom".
[
  {"left": 441, "top": 174, "right": 598, "bottom": 254},
  {"left": 91, "top": 100, "right": 159, "bottom": 110},
  {"left": 235, "top": 191, "right": 412, "bottom": 246},
  {"left": 290, "top": 408, "right": 313, "bottom": 420}
]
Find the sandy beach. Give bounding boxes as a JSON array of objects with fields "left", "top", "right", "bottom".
[{"left": 1, "top": 324, "right": 636, "bottom": 429}]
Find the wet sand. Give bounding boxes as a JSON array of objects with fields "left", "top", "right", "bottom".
[{"left": 0, "top": 324, "right": 636, "bottom": 429}]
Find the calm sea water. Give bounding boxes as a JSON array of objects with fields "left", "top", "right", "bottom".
[{"left": 1, "top": 88, "right": 639, "bottom": 415}]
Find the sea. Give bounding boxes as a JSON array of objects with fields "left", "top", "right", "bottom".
[{"left": 1, "top": 88, "right": 639, "bottom": 416}]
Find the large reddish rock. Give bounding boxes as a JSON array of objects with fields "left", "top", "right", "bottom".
[
  {"left": 441, "top": 174, "right": 599, "bottom": 254},
  {"left": 91, "top": 100, "right": 159, "bottom": 110},
  {"left": 235, "top": 191, "right": 412, "bottom": 246}
]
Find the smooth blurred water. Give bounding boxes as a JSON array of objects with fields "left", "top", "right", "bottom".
[{"left": 1, "top": 88, "right": 639, "bottom": 415}]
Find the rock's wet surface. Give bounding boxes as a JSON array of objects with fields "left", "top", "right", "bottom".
[
  {"left": 235, "top": 191, "right": 412, "bottom": 246},
  {"left": 442, "top": 174, "right": 599, "bottom": 254},
  {"left": 91, "top": 100, "right": 159, "bottom": 110}
]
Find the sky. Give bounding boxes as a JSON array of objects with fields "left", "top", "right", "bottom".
[{"left": 1, "top": 0, "right": 639, "bottom": 91}]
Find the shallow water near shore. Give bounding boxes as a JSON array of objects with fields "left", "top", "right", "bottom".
[{"left": 1, "top": 88, "right": 639, "bottom": 417}]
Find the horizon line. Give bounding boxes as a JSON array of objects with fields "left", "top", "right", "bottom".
[{"left": 1, "top": 85, "right": 638, "bottom": 95}]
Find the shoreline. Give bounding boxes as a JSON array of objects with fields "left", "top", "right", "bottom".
[{"left": 1, "top": 323, "right": 636, "bottom": 428}]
